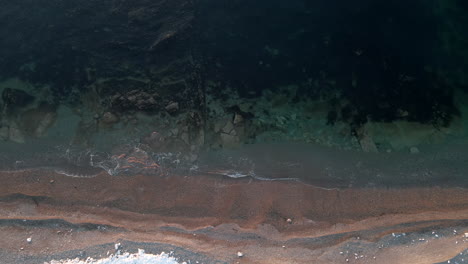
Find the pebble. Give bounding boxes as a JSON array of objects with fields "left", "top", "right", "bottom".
[
  {"left": 237, "top": 251, "right": 244, "bottom": 258},
  {"left": 286, "top": 218, "right": 292, "bottom": 224},
  {"left": 26, "top": 237, "right": 32, "bottom": 243}
]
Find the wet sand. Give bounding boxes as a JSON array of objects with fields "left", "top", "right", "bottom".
[{"left": 0, "top": 170, "right": 467, "bottom": 263}]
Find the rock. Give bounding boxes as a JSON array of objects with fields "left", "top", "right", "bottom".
[
  {"left": 165, "top": 102, "right": 179, "bottom": 112},
  {"left": 410, "top": 146, "right": 420, "bottom": 154},
  {"left": 237, "top": 251, "right": 244, "bottom": 258},
  {"left": 233, "top": 113, "right": 243, "bottom": 124},
  {"left": 26, "top": 237, "right": 32, "bottom": 243},
  {"left": 101, "top": 112, "right": 119, "bottom": 124}
]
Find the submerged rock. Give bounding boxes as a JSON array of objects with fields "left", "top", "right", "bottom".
[
  {"left": 101, "top": 112, "right": 119, "bottom": 124},
  {"left": 111, "top": 90, "right": 160, "bottom": 111},
  {"left": 19, "top": 103, "right": 57, "bottom": 138},
  {"left": 1, "top": 88, "right": 35, "bottom": 110},
  {"left": 233, "top": 113, "right": 244, "bottom": 124},
  {"left": 410, "top": 146, "right": 420, "bottom": 154},
  {"left": 142, "top": 131, "right": 167, "bottom": 151},
  {"left": 356, "top": 132, "right": 378, "bottom": 153},
  {"left": 165, "top": 102, "right": 179, "bottom": 112},
  {"left": 34, "top": 111, "right": 57, "bottom": 137},
  {"left": 0, "top": 126, "right": 8, "bottom": 141},
  {"left": 220, "top": 132, "right": 239, "bottom": 148},
  {"left": 8, "top": 122, "right": 25, "bottom": 143},
  {"left": 222, "top": 121, "right": 234, "bottom": 134}
]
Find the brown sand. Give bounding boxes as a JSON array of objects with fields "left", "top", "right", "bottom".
[{"left": 0, "top": 170, "right": 467, "bottom": 263}]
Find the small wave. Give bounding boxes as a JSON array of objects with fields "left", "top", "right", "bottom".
[{"left": 200, "top": 168, "right": 299, "bottom": 181}]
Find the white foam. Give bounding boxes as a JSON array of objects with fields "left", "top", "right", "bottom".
[{"left": 45, "top": 250, "right": 181, "bottom": 264}]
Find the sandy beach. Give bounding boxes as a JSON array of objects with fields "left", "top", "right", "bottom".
[{"left": 0, "top": 169, "right": 466, "bottom": 263}]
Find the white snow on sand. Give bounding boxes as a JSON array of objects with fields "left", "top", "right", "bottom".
[{"left": 46, "top": 250, "right": 182, "bottom": 264}]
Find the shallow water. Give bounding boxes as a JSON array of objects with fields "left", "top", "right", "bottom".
[{"left": 1, "top": 140, "right": 467, "bottom": 189}]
